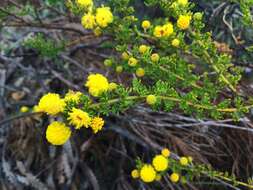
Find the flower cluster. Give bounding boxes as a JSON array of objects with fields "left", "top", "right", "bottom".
[
  {"left": 131, "top": 148, "right": 192, "bottom": 184},
  {"left": 35, "top": 73, "right": 113, "bottom": 145},
  {"left": 80, "top": 0, "right": 113, "bottom": 34}
]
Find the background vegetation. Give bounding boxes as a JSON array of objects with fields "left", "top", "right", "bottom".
[{"left": 0, "top": 0, "right": 253, "bottom": 189}]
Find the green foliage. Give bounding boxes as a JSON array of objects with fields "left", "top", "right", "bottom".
[{"left": 24, "top": 33, "right": 65, "bottom": 58}]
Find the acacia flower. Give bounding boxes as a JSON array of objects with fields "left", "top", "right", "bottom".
[
  {"left": 146, "top": 95, "right": 157, "bottom": 105},
  {"left": 140, "top": 164, "right": 156, "bottom": 183},
  {"left": 170, "top": 173, "right": 180, "bottom": 183},
  {"left": 77, "top": 0, "right": 93, "bottom": 7},
  {"left": 142, "top": 20, "right": 151, "bottom": 30},
  {"left": 139, "top": 45, "right": 149, "bottom": 54},
  {"left": 131, "top": 169, "right": 139, "bottom": 179},
  {"left": 64, "top": 90, "right": 82, "bottom": 103},
  {"left": 38, "top": 93, "right": 65, "bottom": 115},
  {"left": 81, "top": 13, "right": 96, "bottom": 29},
  {"left": 152, "top": 155, "right": 169, "bottom": 171},
  {"left": 179, "top": 157, "right": 189, "bottom": 166},
  {"left": 95, "top": 7, "right": 113, "bottom": 28},
  {"left": 90, "top": 117, "right": 104, "bottom": 133},
  {"left": 172, "top": 38, "right": 180, "bottom": 47},
  {"left": 151, "top": 53, "right": 160, "bottom": 62},
  {"left": 177, "top": 15, "right": 191, "bottom": 30},
  {"left": 128, "top": 57, "right": 138, "bottom": 67},
  {"left": 68, "top": 108, "right": 91, "bottom": 129},
  {"left": 161, "top": 148, "right": 171, "bottom": 157},
  {"left": 136, "top": 68, "right": 145, "bottom": 77},
  {"left": 20, "top": 106, "right": 29, "bottom": 113},
  {"left": 46, "top": 122, "right": 71, "bottom": 145},
  {"left": 85, "top": 73, "right": 109, "bottom": 97},
  {"left": 163, "top": 23, "right": 174, "bottom": 36},
  {"left": 178, "top": 0, "right": 188, "bottom": 6}
]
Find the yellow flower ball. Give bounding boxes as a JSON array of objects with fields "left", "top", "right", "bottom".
[
  {"left": 140, "top": 165, "right": 156, "bottom": 183},
  {"left": 188, "top": 156, "right": 193, "bottom": 163},
  {"left": 180, "top": 157, "right": 189, "bottom": 166},
  {"left": 116, "top": 66, "right": 123, "bottom": 73},
  {"left": 64, "top": 90, "right": 82, "bottom": 103},
  {"left": 109, "top": 82, "right": 118, "bottom": 91},
  {"left": 139, "top": 45, "right": 149, "bottom": 54},
  {"left": 81, "top": 13, "right": 96, "bottom": 29},
  {"left": 131, "top": 169, "right": 139, "bottom": 179},
  {"left": 163, "top": 23, "right": 174, "bottom": 37},
  {"left": 77, "top": 0, "right": 93, "bottom": 7},
  {"left": 104, "top": 59, "right": 113, "bottom": 67},
  {"left": 122, "top": 52, "right": 130, "bottom": 60},
  {"left": 155, "top": 174, "right": 162, "bottom": 181},
  {"left": 136, "top": 68, "right": 145, "bottom": 77},
  {"left": 170, "top": 173, "right": 180, "bottom": 183},
  {"left": 90, "top": 117, "right": 104, "bottom": 133},
  {"left": 146, "top": 95, "right": 157, "bottom": 105},
  {"left": 20, "top": 106, "right": 29, "bottom": 113},
  {"left": 161, "top": 148, "right": 171, "bottom": 157},
  {"left": 68, "top": 108, "right": 91, "bottom": 129},
  {"left": 153, "top": 25, "right": 164, "bottom": 38},
  {"left": 46, "top": 122, "right": 71, "bottom": 145},
  {"left": 33, "top": 105, "right": 41, "bottom": 113},
  {"left": 151, "top": 53, "right": 160, "bottom": 62},
  {"left": 38, "top": 93, "right": 65, "bottom": 115},
  {"left": 85, "top": 73, "right": 109, "bottom": 97},
  {"left": 95, "top": 7, "right": 113, "bottom": 28},
  {"left": 177, "top": 0, "right": 188, "bottom": 6},
  {"left": 128, "top": 57, "right": 138, "bottom": 67},
  {"left": 152, "top": 155, "right": 168, "bottom": 171},
  {"left": 177, "top": 15, "right": 191, "bottom": 30},
  {"left": 94, "top": 27, "right": 102, "bottom": 36},
  {"left": 172, "top": 39, "right": 180, "bottom": 47},
  {"left": 142, "top": 20, "right": 151, "bottom": 30}
]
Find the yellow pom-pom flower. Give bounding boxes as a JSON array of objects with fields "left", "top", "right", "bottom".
[
  {"left": 177, "top": 15, "right": 191, "bottom": 30},
  {"left": 122, "top": 52, "right": 130, "bottom": 60},
  {"left": 142, "top": 20, "right": 151, "bottom": 30},
  {"left": 64, "top": 90, "right": 82, "bottom": 103},
  {"left": 163, "top": 23, "right": 174, "bottom": 37},
  {"left": 177, "top": 0, "right": 188, "bottom": 6},
  {"left": 85, "top": 73, "right": 109, "bottom": 97},
  {"left": 109, "top": 82, "right": 118, "bottom": 91},
  {"left": 131, "top": 169, "right": 139, "bottom": 179},
  {"left": 81, "top": 13, "right": 96, "bottom": 29},
  {"left": 151, "top": 53, "right": 160, "bottom": 62},
  {"left": 77, "top": 0, "right": 93, "bottom": 7},
  {"left": 139, "top": 45, "right": 149, "bottom": 54},
  {"left": 170, "top": 173, "right": 180, "bottom": 183},
  {"left": 161, "top": 148, "right": 171, "bottom": 157},
  {"left": 46, "top": 121, "right": 71, "bottom": 145},
  {"left": 154, "top": 23, "right": 173, "bottom": 38},
  {"left": 152, "top": 155, "right": 168, "bottom": 171},
  {"left": 90, "top": 117, "right": 104, "bottom": 133},
  {"left": 153, "top": 25, "right": 165, "bottom": 38},
  {"left": 136, "top": 68, "right": 145, "bottom": 77},
  {"left": 172, "top": 38, "right": 180, "bottom": 47},
  {"left": 68, "top": 108, "right": 91, "bottom": 129},
  {"left": 140, "top": 164, "right": 156, "bottom": 183},
  {"left": 38, "top": 93, "right": 65, "bottom": 115},
  {"left": 95, "top": 7, "right": 113, "bottom": 28},
  {"left": 94, "top": 27, "right": 102, "bottom": 36},
  {"left": 146, "top": 95, "right": 157, "bottom": 105},
  {"left": 116, "top": 66, "right": 123, "bottom": 73},
  {"left": 128, "top": 57, "right": 138, "bottom": 67},
  {"left": 180, "top": 157, "right": 189, "bottom": 166},
  {"left": 20, "top": 106, "right": 29, "bottom": 113}
]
